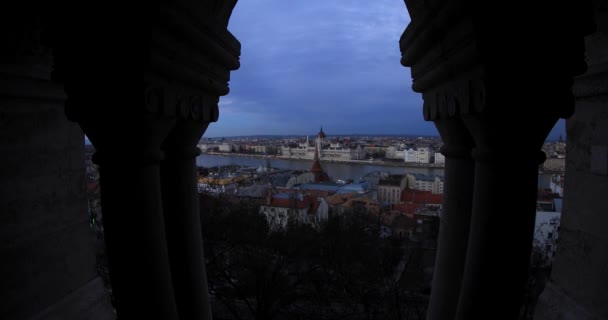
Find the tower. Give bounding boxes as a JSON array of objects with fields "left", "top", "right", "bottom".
[
  {"left": 316, "top": 125, "right": 326, "bottom": 159},
  {"left": 311, "top": 143, "right": 329, "bottom": 182}
]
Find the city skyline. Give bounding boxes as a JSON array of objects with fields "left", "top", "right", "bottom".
[{"left": 204, "top": 0, "right": 566, "bottom": 140}]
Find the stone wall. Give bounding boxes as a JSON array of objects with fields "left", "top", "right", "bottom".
[
  {"left": 535, "top": 1, "right": 608, "bottom": 319},
  {"left": 0, "top": 52, "right": 113, "bottom": 320}
]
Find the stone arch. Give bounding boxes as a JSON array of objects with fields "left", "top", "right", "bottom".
[{"left": 1, "top": 1, "right": 607, "bottom": 319}]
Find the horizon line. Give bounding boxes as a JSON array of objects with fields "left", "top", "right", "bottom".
[{"left": 203, "top": 133, "right": 441, "bottom": 138}]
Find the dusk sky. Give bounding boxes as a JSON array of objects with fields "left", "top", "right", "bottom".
[{"left": 204, "top": 0, "right": 566, "bottom": 139}]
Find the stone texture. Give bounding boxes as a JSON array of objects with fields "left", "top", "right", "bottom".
[
  {"left": 535, "top": 282, "right": 600, "bottom": 320},
  {"left": 550, "top": 228, "right": 608, "bottom": 316},
  {"left": 537, "top": 101, "right": 608, "bottom": 319},
  {"left": 28, "top": 277, "right": 114, "bottom": 320},
  {"left": 0, "top": 77, "right": 112, "bottom": 319},
  {"left": 560, "top": 169, "right": 608, "bottom": 238},
  {"left": 535, "top": 2, "right": 608, "bottom": 318}
]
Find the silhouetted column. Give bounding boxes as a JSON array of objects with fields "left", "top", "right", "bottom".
[
  {"left": 400, "top": 0, "right": 592, "bottom": 317},
  {"left": 427, "top": 118, "right": 475, "bottom": 320},
  {"left": 161, "top": 119, "right": 212, "bottom": 320},
  {"left": 84, "top": 116, "right": 179, "bottom": 320},
  {"left": 454, "top": 115, "right": 556, "bottom": 320}
]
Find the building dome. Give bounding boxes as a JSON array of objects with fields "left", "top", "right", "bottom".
[{"left": 318, "top": 126, "right": 326, "bottom": 139}]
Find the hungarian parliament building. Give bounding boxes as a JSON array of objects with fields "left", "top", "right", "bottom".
[{"left": 280, "top": 127, "right": 366, "bottom": 161}]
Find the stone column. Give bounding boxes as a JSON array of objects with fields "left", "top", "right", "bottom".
[
  {"left": 535, "top": 1, "right": 608, "bottom": 318},
  {"left": 400, "top": 1, "right": 593, "bottom": 317},
  {"left": 426, "top": 118, "right": 475, "bottom": 320},
  {"left": 82, "top": 116, "right": 180, "bottom": 320},
  {"left": 161, "top": 110, "right": 216, "bottom": 320},
  {"left": 453, "top": 114, "right": 557, "bottom": 320}
]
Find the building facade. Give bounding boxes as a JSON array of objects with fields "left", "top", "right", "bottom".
[
  {"left": 259, "top": 193, "right": 329, "bottom": 230},
  {"left": 412, "top": 175, "right": 444, "bottom": 194},
  {"left": 434, "top": 152, "right": 445, "bottom": 165},
  {"left": 378, "top": 174, "right": 408, "bottom": 204},
  {"left": 281, "top": 127, "right": 365, "bottom": 160},
  {"left": 404, "top": 147, "right": 431, "bottom": 163},
  {"left": 218, "top": 143, "right": 239, "bottom": 152}
]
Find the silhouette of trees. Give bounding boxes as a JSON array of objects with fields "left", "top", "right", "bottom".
[{"left": 201, "top": 198, "right": 428, "bottom": 320}]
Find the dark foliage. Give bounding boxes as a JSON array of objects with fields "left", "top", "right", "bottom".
[{"left": 202, "top": 198, "right": 429, "bottom": 320}]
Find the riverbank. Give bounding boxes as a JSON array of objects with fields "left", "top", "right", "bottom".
[{"left": 201, "top": 151, "right": 445, "bottom": 169}]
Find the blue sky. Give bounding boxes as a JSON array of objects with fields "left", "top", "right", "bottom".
[{"left": 204, "top": 0, "right": 566, "bottom": 139}]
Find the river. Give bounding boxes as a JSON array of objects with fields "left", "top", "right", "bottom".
[
  {"left": 197, "top": 154, "right": 558, "bottom": 189},
  {"left": 196, "top": 154, "right": 445, "bottom": 181}
]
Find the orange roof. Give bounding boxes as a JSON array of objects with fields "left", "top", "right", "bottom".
[
  {"left": 401, "top": 189, "right": 443, "bottom": 204},
  {"left": 269, "top": 194, "right": 315, "bottom": 210}
]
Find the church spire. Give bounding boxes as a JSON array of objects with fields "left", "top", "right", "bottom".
[
  {"left": 311, "top": 143, "right": 329, "bottom": 182},
  {"left": 317, "top": 125, "right": 326, "bottom": 139}
]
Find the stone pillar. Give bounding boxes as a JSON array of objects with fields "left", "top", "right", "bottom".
[
  {"left": 0, "top": 4, "right": 113, "bottom": 319},
  {"left": 83, "top": 116, "right": 180, "bottom": 320},
  {"left": 534, "top": 1, "right": 608, "bottom": 318},
  {"left": 53, "top": 0, "right": 241, "bottom": 317},
  {"left": 426, "top": 118, "right": 475, "bottom": 320},
  {"left": 161, "top": 113, "right": 216, "bottom": 320},
  {"left": 452, "top": 113, "right": 558, "bottom": 319},
  {"left": 400, "top": 1, "right": 593, "bottom": 317}
]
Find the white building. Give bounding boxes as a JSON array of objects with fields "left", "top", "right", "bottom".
[
  {"left": 386, "top": 146, "right": 406, "bottom": 160},
  {"left": 411, "top": 174, "right": 444, "bottom": 194},
  {"left": 281, "top": 127, "right": 365, "bottom": 161},
  {"left": 251, "top": 145, "right": 275, "bottom": 154},
  {"left": 197, "top": 144, "right": 212, "bottom": 152},
  {"left": 549, "top": 174, "right": 564, "bottom": 197},
  {"left": 218, "top": 144, "right": 239, "bottom": 152},
  {"left": 533, "top": 211, "right": 561, "bottom": 267},
  {"left": 259, "top": 193, "right": 329, "bottom": 230},
  {"left": 404, "top": 147, "right": 431, "bottom": 163},
  {"left": 378, "top": 174, "right": 407, "bottom": 204},
  {"left": 434, "top": 152, "right": 445, "bottom": 165}
]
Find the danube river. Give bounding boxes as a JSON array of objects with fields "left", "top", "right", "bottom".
[
  {"left": 197, "top": 154, "right": 445, "bottom": 181},
  {"left": 197, "top": 154, "right": 557, "bottom": 189}
]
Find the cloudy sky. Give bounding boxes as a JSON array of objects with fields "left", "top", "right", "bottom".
[{"left": 204, "top": 0, "right": 565, "bottom": 139}]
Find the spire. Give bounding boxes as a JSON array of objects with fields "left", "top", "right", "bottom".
[
  {"left": 311, "top": 142, "right": 329, "bottom": 182},
  {"left": 318, "top": 125, "right": 326, "bottom": 139}
]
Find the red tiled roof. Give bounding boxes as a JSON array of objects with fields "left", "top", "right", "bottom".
[
  {"left": 270, "top": 194, "right": 315, "bottom": 209},
  {"left": 401, "top": 189, "right": 443, "bottom": 204}
]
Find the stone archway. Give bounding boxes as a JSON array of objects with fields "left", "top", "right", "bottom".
[{"left": 1, "top": 1, "right": 607, "bottom": 319}]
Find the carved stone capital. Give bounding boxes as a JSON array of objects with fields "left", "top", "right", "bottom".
[
  {"left": 400, "top": 0, "right": 596, "bottom": 122},
  {"left": 423, "top": 77, "right": 485, "bottom": 121},
  {"left": 162, "top": 120, "right": 210, "bottom": 160},
  {"left": 433, "top": 117, "right": 474, "bottom": 159},
  {"left": 144, "top": 79, "right": 220, "bottom": 122},
  {"left": 145, "top": 2, "right": 241, "bottom": 97}
]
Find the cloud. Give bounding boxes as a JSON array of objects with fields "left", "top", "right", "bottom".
[{"left": 204, "top": 1, "right": 564, "bottom": 140}]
